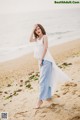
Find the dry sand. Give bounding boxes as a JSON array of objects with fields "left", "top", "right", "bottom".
[{"left": 0, "top": 39, "right": 80, "bottom": 120}]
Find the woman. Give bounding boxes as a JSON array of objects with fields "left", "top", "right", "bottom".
[{"left": 29, "top": 24, "right": 71, "bottom": 109}]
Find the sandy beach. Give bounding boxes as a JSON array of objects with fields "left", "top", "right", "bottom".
[{"left": 0, "top": 39, "right": 80, "bottom": 120}]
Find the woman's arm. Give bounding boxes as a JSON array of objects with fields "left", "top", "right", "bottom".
[
  {"left": 40, "top": 35, "right": 48, "bottom": 66},
  {"left": 29, "top": 25, "right": 37, "bottom": 42},
  {"left": 29, "top": 31, "right": 36, "bottom": 42}
]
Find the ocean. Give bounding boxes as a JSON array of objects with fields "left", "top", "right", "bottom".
[{"left": 0, "top": 8, "right": 80, "bottom": 62}]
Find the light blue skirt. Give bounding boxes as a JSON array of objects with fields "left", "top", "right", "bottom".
[{"left": 38, "top": 60, "right": 52, "bottom": 100}]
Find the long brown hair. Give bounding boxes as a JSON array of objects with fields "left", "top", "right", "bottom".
[{"left": 34, "top": 24, "right": 46, "bottom": 38}]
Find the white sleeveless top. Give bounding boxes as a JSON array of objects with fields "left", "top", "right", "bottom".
[{"left": 34, "top": 36, "right": 54, "bottom": 63}]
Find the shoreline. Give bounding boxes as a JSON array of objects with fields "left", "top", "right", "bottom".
[
  {"left": 0, "top": 38, "right": 80, "bottom": 63},
  {"left": 0, "top": 39, "right": 80, "bottom": 88}
]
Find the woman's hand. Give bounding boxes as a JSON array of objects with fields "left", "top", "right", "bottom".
[
  {"left": 33, "top": 24, "right": 37, "bottom": 32},
  {"left": 39, "top": 59, "right": 44, "bottom": 67},
  {"left": 29, "top": 24, "right": 37, "bottom": 42},
  {"left": 40, "top": 60, "right": 42, "bottom": 66}
]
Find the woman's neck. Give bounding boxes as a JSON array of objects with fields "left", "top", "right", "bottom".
[{"left": 38, "top": 35, "right": 43, "bottom": 40}]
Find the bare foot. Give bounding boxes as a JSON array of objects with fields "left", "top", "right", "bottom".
[{"left": 35, "top": 100, "right": 43, "bottom": 109}]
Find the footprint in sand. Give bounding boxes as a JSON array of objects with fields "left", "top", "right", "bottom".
[
  {"left": 61, "top": 82, "right": 77, "bottom": 95},
  {"left": 14, "top": 111, "right": 28, "bottom": 118},
  {"left": 54, "top": 94, "right": 60, "bottom": 98},
  {"left": 34, "top": 103, "right": 64, "bottom": 117},
  {"left": 64, "top": 82, "right": 77, "bottom": 87},
  {"left": 70, "top": 116, "right": 80, "bottom": 120},
  {"left": 40, "top": 114, "right": 46, "bottom": 118},
  {"left": 44, "top": 103, "right": 64, "bottom": 113},
  {"left": 34, "top": 109, "right": 40, "bottom": 116}
]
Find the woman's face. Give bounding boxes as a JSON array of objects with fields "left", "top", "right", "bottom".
[{"left": 35, "top": 26, "right": 42, "bottom": 36}]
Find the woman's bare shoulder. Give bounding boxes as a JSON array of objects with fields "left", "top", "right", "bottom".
[
  {"left": 43, "top": 34, "right": 48, "bottom": 38},
  {"left": 43, "top": 35, "right": 48, "bottom": 41}
]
